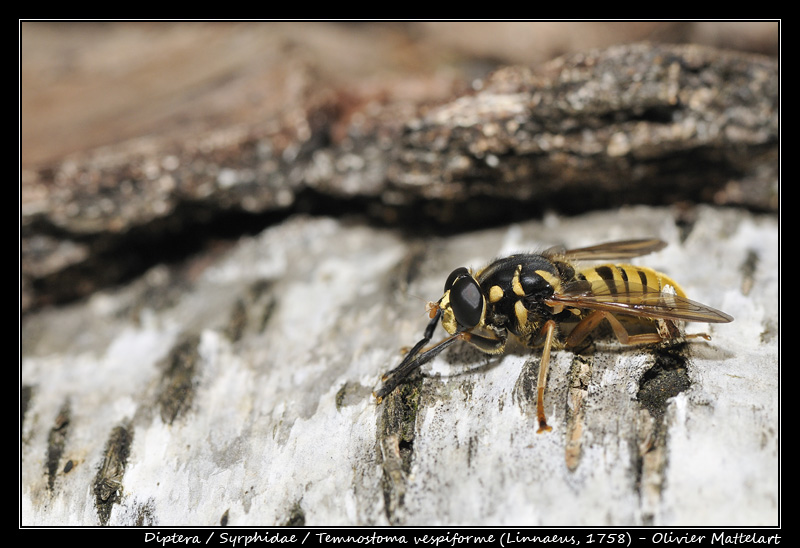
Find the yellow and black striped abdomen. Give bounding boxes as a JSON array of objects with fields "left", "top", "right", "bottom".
[{"left": 576, "top": 264, "right": 687, "bottom": 298}]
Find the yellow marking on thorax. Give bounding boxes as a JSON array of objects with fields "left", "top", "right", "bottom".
[
  {"left": 511, "top": 265, "right": 525, "bottom": 296},
  {"left": 489, "top": 285, "right": 504, "bottom": 303},
  {"left": 514, "top": 300, "right": 528, "bottom": 327},
  {"left": 535, "top": 270, "right": 562, "bottom": 293}
]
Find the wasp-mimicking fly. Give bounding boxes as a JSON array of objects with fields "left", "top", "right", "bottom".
[{"left": 374, "top": 239, "right": 733, "bottom": 433}]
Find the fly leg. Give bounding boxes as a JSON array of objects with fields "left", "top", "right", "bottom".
[
  {"left": 374, "top": 310, "right": 442, "bottom": 402},
  {"left": 374, "top": 333, "right": 461, "bottom": 402},
  {"left": 379, "top": 310, "right": 441, "bottom": 382},
  {"left": 564, "top": 310, "right": 710, "bottom": 349},
  {"left": 536, "top": 320, "right": 556, "bottom": 433},
  {"left": 459, "top": 330, "right": 507, "bottom": 354},
  {"left": 374, "top": 322, "right": 506, "bottom": 402}
]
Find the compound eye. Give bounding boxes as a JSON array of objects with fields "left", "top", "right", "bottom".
[
  {"left": 444, "top": 267, "right": 470, "bottom": 292},
  {"left": 450, "top": 276, "right": 483, "bottom": 329}
]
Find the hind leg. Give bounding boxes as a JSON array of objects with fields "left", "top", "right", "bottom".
[{"left": 564, "top": 310, "right": 709, "bottom": 349}]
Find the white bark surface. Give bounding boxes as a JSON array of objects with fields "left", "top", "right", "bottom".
[{"left": 20, "top": 205, "right": 778, "bottom": 526}]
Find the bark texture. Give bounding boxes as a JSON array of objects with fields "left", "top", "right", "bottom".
[
  {"left": 21, "top": 206, "right": 778, "bottom": 526},
  {"left": 20, "top": 28, "right": 779, "bottom": 526}
]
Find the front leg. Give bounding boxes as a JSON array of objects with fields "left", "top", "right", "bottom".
[
  {"left": 379, "top": 309, "right": 442, "bottom": 383},
  {"left": 374, "top": 329, "right": 506, "bottom": 402},
  {"left": 460, "top": 330, "right": 507, "bottom": 354}
]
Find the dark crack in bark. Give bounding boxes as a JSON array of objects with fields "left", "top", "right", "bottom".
[
  {"left": 46, "top": 401, "right": 71, "bottom": 490},
  {"left": 156, "top": 334, "right": 201, "bottom": 425},
  {"left": 634, "top": 345, "right": 692, "bottom": 525},
  {"left": 376, "top": 377, "right": 422, "bottom": 525},
  {"left": 94, "top": 423, "right": 134, "bottom": 525}
]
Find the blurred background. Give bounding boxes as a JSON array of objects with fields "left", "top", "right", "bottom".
[
  {"left": 21, "top": 22, "right": 778, "bottom": 168},
  {"left": 19, "top": 22, "right": 779, "bottom": 311}
]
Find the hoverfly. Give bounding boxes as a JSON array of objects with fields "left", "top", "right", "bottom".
[{"left": 374, "top": 239, "right": 733, "bottom": 433}]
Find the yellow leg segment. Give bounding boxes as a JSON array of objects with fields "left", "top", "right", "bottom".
[{"left": 536, "top": 320, "right": 556, "bottom": 433}]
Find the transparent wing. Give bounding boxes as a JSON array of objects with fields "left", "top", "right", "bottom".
[
  {"left": 543, "top": 239, "right": 668, "bottom": 261},
  {"left": 546, "top": 279, "right": 733, "bottom": 323}
]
